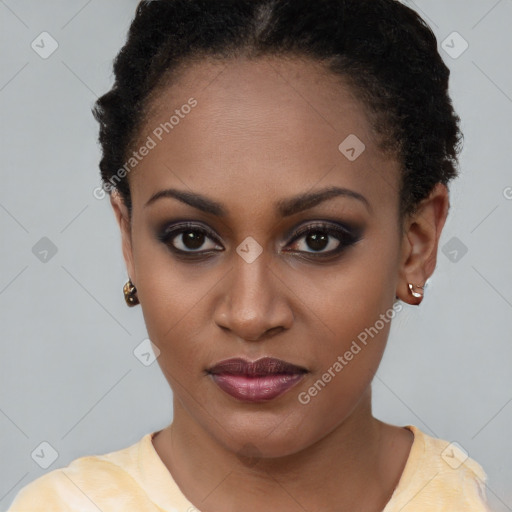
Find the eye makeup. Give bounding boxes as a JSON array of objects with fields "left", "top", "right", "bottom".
[{"left": 155, "top": 218, "right": 364, "bottom": 262}]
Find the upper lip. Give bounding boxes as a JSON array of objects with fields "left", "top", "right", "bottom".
[{"left": 207, "top": 357, "right": 308, "bottom": 376}]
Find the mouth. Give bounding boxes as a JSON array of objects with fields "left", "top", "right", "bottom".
[{"left": 206, "top": 357, "right": 308, "bottom": 402}]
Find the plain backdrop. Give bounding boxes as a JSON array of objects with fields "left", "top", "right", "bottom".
[{"left": 1, "top": 1, "right": 511, "bottom": 510}]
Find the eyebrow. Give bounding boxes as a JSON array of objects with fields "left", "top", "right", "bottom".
[{"left": 144, "top": 185, "right": 371, "bottom": 216}]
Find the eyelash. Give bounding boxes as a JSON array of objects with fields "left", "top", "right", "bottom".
[{"left": 157, "top": 221, "right": 361, "bottom": 260}]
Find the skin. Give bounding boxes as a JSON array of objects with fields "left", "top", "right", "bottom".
[{"left": 110, "top": 56, "right": 449, "bottom": 512}]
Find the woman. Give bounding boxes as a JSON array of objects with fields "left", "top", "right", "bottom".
[{"left": 7, "top": 0, "right": 492, "bottom": 510}]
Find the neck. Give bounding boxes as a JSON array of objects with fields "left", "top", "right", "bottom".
[{"left": 156, "top": 388, "right": 396, "bottom": 512}]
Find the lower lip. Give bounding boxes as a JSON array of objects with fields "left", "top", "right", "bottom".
[{"left": 210, "top": 373, "right": 305, "bottom": 402}]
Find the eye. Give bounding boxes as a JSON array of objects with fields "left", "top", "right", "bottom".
[
  {"left": 158, "top": 220, "right": 361, "bottom": 260},
  {"left": 158, "top": 222, "right": 223, "bottom": 256},
  {"left": 285, "top": 222, "right": 360, "bottom": 258}
]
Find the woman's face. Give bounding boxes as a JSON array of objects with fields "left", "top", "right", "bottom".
[{"left": 114, "top": 56, "right": 409, "bottom": 457}]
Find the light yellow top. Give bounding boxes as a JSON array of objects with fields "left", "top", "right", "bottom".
[{"left": 6, "top": 425, "right": 492, "bottom": 511}]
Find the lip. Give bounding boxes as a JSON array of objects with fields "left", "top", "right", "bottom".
[{"left": 207, "top": 357, "right": 308, "bottom": 402}]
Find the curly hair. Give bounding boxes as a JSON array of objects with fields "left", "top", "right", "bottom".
[{"left": 92, "top": 0, "right": 462, "bottom": 222}]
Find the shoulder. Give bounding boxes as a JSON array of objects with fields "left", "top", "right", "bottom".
[
  {"left": 6, "top": 434, "right": 156, "bottom": 511},
  {"left": 386, "top": 425, "right": 492, "bottom": 511}
]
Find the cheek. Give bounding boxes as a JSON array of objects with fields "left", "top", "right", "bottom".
[
  {"left": 296, "top": 230, "right": 399, "bottom": 399},
  {"left": 299, "top": 229, "right": 399, "bottom": 349},
  {"left": 293, "top": 285, "right": 395, "bottom": 444},
  {"left": 299, "top": 284, "right": 393, "bottom": 406},
  {"left": 131, "top": 231, "right": 222, "bottom": 370}
]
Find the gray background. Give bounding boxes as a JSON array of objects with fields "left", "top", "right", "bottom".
[{"left": 1, "top": 0, "right": 511, "bottom": 510}]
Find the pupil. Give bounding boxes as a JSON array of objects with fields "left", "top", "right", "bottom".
[
  {"left": 184, "top": 231, "right": 204, "bottom": 249},
  {"left": 308, "top": 233, "right": 328, "bottom": 251}
]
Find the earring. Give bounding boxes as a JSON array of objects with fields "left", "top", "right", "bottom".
[
  {"left": 408, "top": 283, "right": 424, "bottom": 299},
  {"left": 123, "top": 279, "right": 139, "bottom": 307}
]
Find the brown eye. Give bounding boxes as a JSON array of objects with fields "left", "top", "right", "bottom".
[
  {"left": 286, "top": 222, "right": 361, "bottom": 258},
  {"left": 158, "top": 223, "right": 222, "bottom": 254},
  {"left": 292, "top": 231, "right": 337, "bottom": 252},
  {"left": 177, "top": 230, "right": 208, "bottom": 251}
]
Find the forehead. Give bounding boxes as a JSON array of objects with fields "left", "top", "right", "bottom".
[{"left": 130, "top": 56, "right": 400, "bottom": 219}]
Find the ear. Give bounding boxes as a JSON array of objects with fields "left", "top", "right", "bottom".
[
  {"left": 110, "top": 190, "right": 136, "bottom": 286},
  {"left": 396, "top": 183, "right": 450, "bottom": 305}
]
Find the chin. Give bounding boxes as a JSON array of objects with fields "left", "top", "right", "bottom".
[{"left": 206, "top": 410, "right": 317, "bottom": 460}]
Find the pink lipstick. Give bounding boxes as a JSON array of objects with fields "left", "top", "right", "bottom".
[{"left": 207, "top": 357, "right": 307, "bottom": 402}]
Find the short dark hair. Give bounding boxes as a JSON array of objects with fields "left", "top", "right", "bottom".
[{"left": 92, "top": 0, "right": 462, "bottom": 221}]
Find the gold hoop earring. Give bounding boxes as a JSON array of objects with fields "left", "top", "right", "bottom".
[
  {"left": 408, "top": 283, "right": 424, "bottom": 299},
  {"left": 123, "top": 279, "right": 139, "bottom": 307}
]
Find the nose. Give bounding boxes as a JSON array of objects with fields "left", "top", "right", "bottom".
[{"left": 213, "top": 248, "right": 294, "bottom": 342}]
